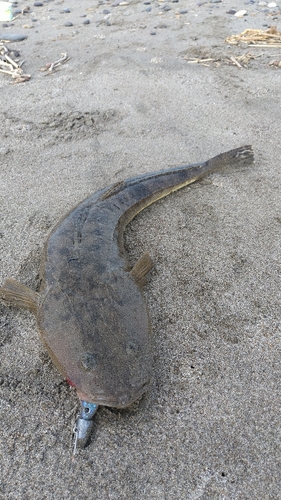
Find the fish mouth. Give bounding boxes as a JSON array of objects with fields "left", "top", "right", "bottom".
[{"left": 77, "top": 380, "right": 150, "bottom": 408}]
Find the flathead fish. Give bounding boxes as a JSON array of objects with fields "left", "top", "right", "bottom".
[{"left": 0, "top": 145, "right": 254, "bottom": 448}]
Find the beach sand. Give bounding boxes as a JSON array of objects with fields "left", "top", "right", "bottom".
[{"left": 0, "top": 0, "right": 281, "bottom": 498}]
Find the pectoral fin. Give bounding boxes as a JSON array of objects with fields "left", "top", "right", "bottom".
[
  {"left": 130, "top": 252, "right": 153, "bottom": 286},
  {"left": 0, "top": 278, "right": 39, "bottom": 313}
]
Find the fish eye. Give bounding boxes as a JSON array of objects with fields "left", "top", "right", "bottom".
[
  {"left": 80, "top": 352, "right": 97, "bottom": 371},
  {"left": 126, "top": 341, "right": 140, "bottom": 355}
]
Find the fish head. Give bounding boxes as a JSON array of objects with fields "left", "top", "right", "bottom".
[{"left": 37, "top": 274, "right": 153, "bottom": 408}]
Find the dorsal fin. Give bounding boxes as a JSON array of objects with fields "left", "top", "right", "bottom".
[
  {"left": 0, "top": 278, "right": 39, "bottom": 313},
  {"left": 101, "top": 181, "right": 124, "bottom": 200}
]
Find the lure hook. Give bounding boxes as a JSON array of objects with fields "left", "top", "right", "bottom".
[{"left": 73, "top": 401, "right": 98, "bottom": 454}]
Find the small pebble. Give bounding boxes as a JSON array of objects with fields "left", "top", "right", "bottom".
[
  {"left": 146, "top": 6, "right": 152, "bottom": 10},
  {"left": 268, "top": 1, "right": 276, "bottom": 6},
  {"left": 103, "top": 9, "right": 111, "bottom": 13},
  {"left": 10, "top": 49, "right": 20, "bottom": 57},
  {"left": 2, "top": 23, "right": 9, "bottom": 28},
  {"left": 227, "top": 8, "right": 236, "bottom": 13},
  {"left": 258, "top": 1, "right": 267, "bottom": 4},
  {"left": 80, "top": 14, "right": 86, "bottom": 17},
  {"left": 150, "top": 30, "right": 156, "bottom": 34},
  {"left": 179, "top": 8, "right": 188, "bottom": 12},
  {"left": 31, "top": 18, "right": 38, "bottom": 21},
  {"left": 143, "top": 1, "right": 150, "bottom": 3},
  {"left": 234, "top": 9, "right": 247, "bottom": 15},
  {"left": 64, "top": 21, "right": 73, "bottom": 26},
  {"left": 34, "top": 1, "right": 43, "bottom": 6},
  {"left": 83, "top": 19, "right": 90, "bottom": 24},
  {"left": 61, "top": 8, "right": 71, "bottom": 13}
]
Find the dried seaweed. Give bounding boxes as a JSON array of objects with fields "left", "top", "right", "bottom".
[
  {"left": 225, "top": 26, "right": 281, "bottom": 47},
  {"left": 184, "top": 52, "right": 263, "bottom": 69}
]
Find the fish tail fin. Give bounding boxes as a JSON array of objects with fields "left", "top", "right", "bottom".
[
  {"left": 0, "top": 278, "right": 39, "bottom": 313},
  {"left": 208, "top": 145, "right": 254, "bottom": 172}
]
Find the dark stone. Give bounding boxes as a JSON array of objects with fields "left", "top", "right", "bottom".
[
  {"left": 83, "top": 19, "right": 90, "bottom": 24},
  {"left": 64, "top": 21, "right": 73, "bottom": 26},
  {"left": 0, "top": 33, "right": 27, "bottom": 41}
]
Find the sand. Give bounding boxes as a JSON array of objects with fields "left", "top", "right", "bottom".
[{"left": 0, "top": 0, "right": 281, "bottom": 498}]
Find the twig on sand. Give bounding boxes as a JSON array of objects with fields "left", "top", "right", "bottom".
[
  {"left": 230, "top": 56, "right": 242, "bottom": 69},
  {"left": 184, "top": 52, "right": 263, "bottom": 69},
  {"left": 269, "top": 59, "right": 281, "bottom": 67},
  {"left": 185, "top": 57, "right": 216, "bottom": 67},
  {"left": 39, "top": 53, "right": 70, "bottom": 74},
  {"left": 0, "top": 44, "right": 30, "bottom": 83}
]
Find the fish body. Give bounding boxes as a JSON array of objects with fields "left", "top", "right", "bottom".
[
  {"left": 0, "top": 146, "right": 254, "bottom": 413},
  {"left": 38, "top": 187, "right": 153, "bottom": 408}
]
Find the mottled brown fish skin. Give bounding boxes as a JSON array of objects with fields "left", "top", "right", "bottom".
[{"left": 1, "top": 146, "right": 254, "bottom": 408}]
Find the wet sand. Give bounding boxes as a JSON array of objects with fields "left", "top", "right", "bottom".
[{"left": 1, "top": 0, "right": 281, "bottom": 498}]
